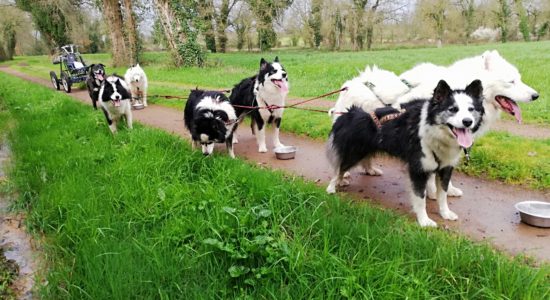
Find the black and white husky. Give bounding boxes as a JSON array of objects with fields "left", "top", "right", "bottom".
[
  {"left": 229, "top": 57, "right": 289, "bottom": 153},
  {"left": 86, "top": 63, "right": 106, "bottom": 110},
  {"left": 184, "top": 90, "right": 238, "bottom": 158},
  {"left": 98, "top": 75, "right": 133, "bottom": 134},
  {"left": 326, "top": 80, "right": 484, "bottom": 227}
]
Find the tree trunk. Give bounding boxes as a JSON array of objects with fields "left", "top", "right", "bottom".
[
  {"left": 123, "top": 0, "right": 139, "bottom": 64},
  {"left": 216, "top": 0, "right": 230, "bottom": 53},
  {"left": 103, "top": 0, "right": 128, "bottom": 67},
  {"left": 153, "top": 0, "right": 185, "bottom": 66},
  {"left": 365, "top": 0, "right": 380, "bottom": 51}
]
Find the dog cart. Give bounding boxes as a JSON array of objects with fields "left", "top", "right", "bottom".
[{"left": 49, "top": 44, "right": 88, "bottom": 93}]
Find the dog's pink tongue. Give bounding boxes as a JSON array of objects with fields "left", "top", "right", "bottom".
[
  {"left": 454, "top": 128, "right": 473, "bottom": 148},
  {"left": 97, "top": 74, "right": 104, "bottom": 81},
  {"left": 114, "top": 100, "right": 121, "bottom": 107},
  {"left": 510, "top": 101, "right": 523, "bottom": 124},
  {"left": 278, "top": 80, "right": 289, "bottom": 93}
]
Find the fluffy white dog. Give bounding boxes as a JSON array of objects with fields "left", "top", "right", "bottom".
[{"left": 124, "top": 64, "right": 149, "bottom": 107}]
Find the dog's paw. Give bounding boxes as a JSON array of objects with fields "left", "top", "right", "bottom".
[
  {"left": 232, "top": 137, "right": 239, "bottom": 144},
  {"left": 326, "top": 185, "right": 336, "bottom": 194},
  {"left": 258, "top": 145, "right": 268, "bottom": 153},
  {"left": 448, "top": 186, "right": 463, "bottom": 197},
  {"left": 343, "top": 171, "right": 351, "bottom": 179},
  {"left": 417, "top": 217, "right": 437, "bottom": 227},
  {"left": 339, "top": 178, "right": 350, "bottom": 186},
  {"left": 440, "top": 209, "right": 458, "bottom": 221},
  {"left": 363, "top": 166, "right": 383, "bottom": 176}
]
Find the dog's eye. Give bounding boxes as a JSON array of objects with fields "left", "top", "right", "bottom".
[
  {"left": 468, "top": 107, "right": 474, "bottom": 112},
  {"left": 509, "top": 80, "right": 515, "bottom": 84},
  {"left": 449, "top": 107, "right": 459, "bottom": 113}
]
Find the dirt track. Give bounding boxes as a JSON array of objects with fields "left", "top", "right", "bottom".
[{"left": 2, "top": 67, "right": 549, "bottom": 263}]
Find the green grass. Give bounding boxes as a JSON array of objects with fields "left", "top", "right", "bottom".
[
  {"left": 2, "top": 73, "right": 550, "bottom": 298},
  {"left": 3, "top": 43, "right": 550, "bottom": 190}
]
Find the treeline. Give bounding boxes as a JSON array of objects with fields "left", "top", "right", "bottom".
[{"left": 1, "top": 0, "right": 549, "bottom": 65}]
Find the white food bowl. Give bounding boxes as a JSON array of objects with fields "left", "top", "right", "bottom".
[
  {"left": 132, "top": 103, "right": 145, "bottom": 110},
  {"left": 274, "top": 146, "right": 297, "bottom": 160},
  {"left": 515, "top": 201, "right": 550, "bottom": 228}
]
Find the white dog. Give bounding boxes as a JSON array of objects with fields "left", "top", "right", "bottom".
[
  {"left": 396, "top": 50, "right": 539, "bottom": 199},
  {"left": 329, "top": 50, "right": 539, "bottom": 199},
  {"left": 329, "top": 65, "right": 410, "bottom": 177},
  {"left": 124, "top": 64, "right": 149, "bottom": 107},
  {"left": 329, "top": 65, "right": 410, "bottom": 123}
]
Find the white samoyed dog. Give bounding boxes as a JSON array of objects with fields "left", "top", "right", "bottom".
[{"left": 124, "top": 64, "right": 149, "bottom": 107}]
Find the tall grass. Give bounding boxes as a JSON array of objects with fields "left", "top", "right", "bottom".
[{"left": 1, "top": 72, "right": 549, "bottom": 298}]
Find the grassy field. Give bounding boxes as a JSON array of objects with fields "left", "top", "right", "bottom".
[
  {"left": 3, "top": 41, "right": 549, "bottom": 124},
  {"left": 1, "top": 73, "right": 550, "bottom": 298},
  {"left": 2, "top": 42, "right": 549, "bottom": 190}
]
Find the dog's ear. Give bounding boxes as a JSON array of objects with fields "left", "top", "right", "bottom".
[
  {"left": 99, "top": 63, "right": 105, "bottom": 68},
  {"left": 274, "top": 56, "right": 279, "bottom": 63},
  {"left": 260, "top": 58, "right": 268, "bottom": 70},
  {"left": 433, "top": 80, "right": 451, "bottom": 103},
  {"left": 465, "top": 79, "right": 483, "bottom": 101}
]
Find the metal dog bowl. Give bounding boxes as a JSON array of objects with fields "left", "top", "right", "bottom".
[
  {"left": 515, "top": 201, "right": 550, "bottom": 228},
  {"left": 132, "top": 103, "right": 145, "bottom": 110},
  {"left": 274, "top": 146, "right": 297, "bottom": 160}
]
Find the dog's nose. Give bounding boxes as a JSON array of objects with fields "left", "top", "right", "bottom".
[
  {"left": 203, "top": 152, "right": 210, "bottom": 156},
  {"left": 115, "top": 95, "right": 121, "bottom": 100},
  {"left": 462, "top": 118, "right": 473, "bottom": 127},
  {"left": 531, "top": 93, "right": 539, "bottom": 101}
]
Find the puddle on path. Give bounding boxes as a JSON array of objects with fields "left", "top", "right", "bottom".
[{"left": 0, "top": 141, "right": 40, "bottom": 299}]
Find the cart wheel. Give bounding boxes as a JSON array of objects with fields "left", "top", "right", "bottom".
[
  {"left": 50, "top": 71, "right": 60, "bottom": 90},
  {"left": 61, "top": 71, "right": 72, "bottom": 93}
]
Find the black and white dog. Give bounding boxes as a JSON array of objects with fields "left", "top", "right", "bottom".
[
  {"left": 184, "top": 89, "right": 238, "bottom": 158},
  {"left": 326, "top": 80, "right": 484, "bottom": 227},
  {"left": 98, "top": 75, "right": 133, "bottom": 134},
  {"left": 229, "top": 57, "right": 289, "bottom": 153},
  {"left": 86, "top": 63, "right": 106, "bottom": 110}
]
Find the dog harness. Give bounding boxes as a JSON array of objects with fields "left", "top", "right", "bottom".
[{"left": 368, "top": 109, "right": 406, "bottom": 129}]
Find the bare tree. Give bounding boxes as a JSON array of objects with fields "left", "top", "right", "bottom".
[
  {"left": 454, "top": 0, "right": 476, "bottom": 43},
  {"left": 495, "top": 0, "right": 512, "bottom": 42},
  {"left": 216, "top": 0, "right": 239, "bottom": 53},
  {"left": 420, "top": 0, "right": 450, "bottom": 47},
  {"left": 103, "top": 0, "right": 128, "bottom": 66},
  {"left": 123, "top": 0, "right": 139, "bottom": 63}
]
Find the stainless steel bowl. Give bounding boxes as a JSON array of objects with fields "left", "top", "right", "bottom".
[
  {"left": 274, "top": 146, "right": 297, "bottom": 160},
  {"left": 515, "top": 201, "right": 550, "bottom": 228},
  {"left": 132, "top": 103, "right": 145, "bottom": 110}
]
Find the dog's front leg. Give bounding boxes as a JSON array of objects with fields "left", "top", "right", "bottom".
[
  {"left": 226, "top": 137, "right": 235, "bottom": 159},
  {"left": 326, "top": 167, "right": 345, "bottom": 194},
  {"left": 254, "top": 119, "right": 267, "bottom": 153},
  {"left": 272, "top": 117, "right": 285, "bottom": 149},
  {"left": 436, "top": 167, "right": 458, "bottom": 221},
  {"left": 143, "top": 90, "right": 148, "bottom": 107},
  {"left": 101, "top": 107, "right": 116, "bottom": 134},
  {"left": 409, "top": 171, "right": 436, "bottom": 227},
  {"left": 426, "top": 174, "right": 437, "bottom": 200},
  {"left": 126, "top": 111, "right": 133, "bottom": 130}
]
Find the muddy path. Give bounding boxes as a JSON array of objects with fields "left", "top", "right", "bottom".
[
  {"left": 2, "top": 67, "right": 549, "bottom": 264},
  {"left": 0, "top": 141, "right": 39, "bottom": 299}
]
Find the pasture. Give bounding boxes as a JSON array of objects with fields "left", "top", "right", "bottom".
[
  {"left": 3, "top": 42, "right": 549, "bottom": 189},
  {"left": 1, "top": 72, "right": 549, "bottom": 298}
]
